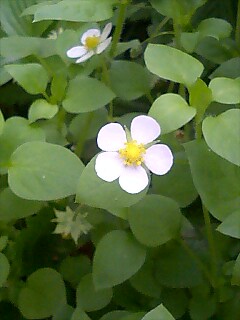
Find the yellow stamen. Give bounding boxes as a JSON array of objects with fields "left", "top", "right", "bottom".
[
  {"left": 119, "top": 140, "right": 146, "bottom": 166},
  {"left": 85, "top": 36, "right": 100, "bottom": 50}
]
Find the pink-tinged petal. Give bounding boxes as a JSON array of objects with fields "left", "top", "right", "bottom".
[
  {"left": 81, "top": 29, "right": 101, "bottom": 45},
  {"left": 76, "top": 51, "right": 94, "bottom": 63},
  {"left": 100, "top": 23, "right": 112, "bottom": 41},
  {"left": 95, "top": 152, "right": 124, "bottom": 182},
  {"left": 130, "top": 115, "right": 161, "bottom": 144},
  {"left": 119, "top": 166, "right": 149, "bottom": 194},
  {"left": 66, "top": 46, "right": 87, "bottom": 58},
  {"left": 97, "top": 123, "right": 127, "bottom": 151},
  {"left": 96, "top": 37, "right": 112, "bottom": 54},
  {"left": 144, "top": 144, "right": 173, "bottom": 175}
]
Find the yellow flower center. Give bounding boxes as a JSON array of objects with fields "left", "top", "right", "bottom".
[
  {"left": 119, "top": 140, "right": 146, "bottom": 166},
  {"left": 85, "top": 36, "right": 100, "bottom": 50}
]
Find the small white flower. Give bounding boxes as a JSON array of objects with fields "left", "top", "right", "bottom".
[
  {"left": 66, "top": 23, "right": 112, "bottom": 63},
  {"left": 95, "top": 115, "right": 173, "bottom": 194}
]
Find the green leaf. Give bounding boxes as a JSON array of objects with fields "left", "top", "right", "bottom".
[
  {"left": 60, "top": 255, "right": 91, "bottom": 288},
  {"left": 141, "top": 304, "right": 175, "bottom": 320},
  {"left": 161, "top": 288, "right": 188, "bottom": 319},
  {"left": 0, "top": 236, "right": 8, "bottom": 252},
  {"left": 71, "top": 307, "right": 91, "bottom": 320},
  {"left": 209, "top": 77, "right": 240, "bottom": 104},
  {"left": 18, "top": 268, "right": 66, "bottom": 319},
  {"left": 0, "top": 36, "right": 55, "bottom": 61},
  {"left": 149, "top": 93, "right": 196, "bottom": 134},
  {"left": 109, "top": 61, "right": 152, "bottom": 101},
  {"left": 180, "top": 32, "right": 200, "bottom": 53},
  {"left": 76, "top": 273, "right": 112, "bottom": 312},
  {"left": 28, "top": 99, "right": 59, "bottom": 124},
  {"left": 217, "top": 210, "right": 240, "bottom": 239},
  {"left": 152, "top": 151, "right": 198, "bottom": 208},
  {"left": 93, "top": 230, "right": 146, "bottom": 289},
  {"left": 0, "top": 110, "right": 4, "bottom": 135},
  {"left": 76, "top": 156, "right": 147, "bottom": 211},
  {"left": 8, "top": 141, "right": 84, "bottom": 201},
  {"left": 53, "top": 305, "right": 74, "bottom": 320},
  {"left": 189, "top": 294, "right": 216, "bottom": 320},
  {"left": 0, "top": 116, "right": 45, "bottom": 174},
  {"left": 189, "top": 78, "right": 212, "bottom": 122},
  {"left": 232, "top": 253, "right": 240, "bottom": 286},
  {"left": 209, "top": 57, "right": 240, "bottom": 79},
  {"left": 0, "top": 253, "right": 10, "bottom": 287},
  {"left": 184, "top": 140, "right": 240, "bottom": 221},
  {"left": 99, "top": 311, "right": 131, "bottom": 320},
  {"left": 0, "top": 188, "right": 42, "bottom": 221},
  {"left": 197, "top": 18, "right": 232, "bottom": 40},
  {"left": 63, "top": 76, "right": 115, "bottom": 113},
  {"left": 202, "top": 109, "right": 240, "bottom": 166},
  {"left": 5, "top": 63, "right": 49, "bottom": 95},
  {"left": 155, "top": 241, "right": 203, "bottom": 288},
  {"left": 51, "top": 74, "right": 68, "bottom": 103},
  {"left": 30, "top": 0, "right": 115, "bottom": 22},
  {"left": 128, "top": 195, "right": 182, "bottom": 247},
  {"left": 144, "top": 44, "right": 203, "bottom": 86}
]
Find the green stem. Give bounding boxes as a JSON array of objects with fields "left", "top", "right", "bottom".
[
  {"left": 75, "top": 112, "right": 94, "bottom": 157},
  {"left": 236, "top": 0, "right": 240, "bottom": 48},
  {"left": 202, "top": 204, "right": 218, "bottom": 288},
  {"left": 101, "top": 57, "right": 114, "bottom": 121},
  {"left": 179, "top": 238, "right": 214, "bottom": 287},
  {"left": 110, "top": 0, "right": 130, "bottom": 58},
  {"left": 146, "top": 91, "right": 154, "bottom": 104},
  {"left": 35, "top": 55, "right": 53, "bottom": 77},
  {"left": 42, "top": 91, "right": 50, "bottom": 102},
  {"left": 143, "top": 31, "right": 174, "bottom": 44}
]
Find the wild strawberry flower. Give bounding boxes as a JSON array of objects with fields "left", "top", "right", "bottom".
[
  {"left": 66, "top": 23, "right": 112, "bottom": 63},
  {"left": 95, "top": 115, "right": 173, "bottom": 194}
]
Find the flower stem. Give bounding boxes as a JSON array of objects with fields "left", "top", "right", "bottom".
[
  {"left": 110, "top": 0, "right": 130, "bottom": 58},
  {"left": 236, "top": 0, "right": 240, "bottom": 48},
  {"left": 75, "top": 112, "right": 94, "bottom": 157},
  {"left": 202, "top": 204, "right": 219, "bottom": 288},
  {"left": 101, "top": 57, "right": 114, "bottom": 122}
]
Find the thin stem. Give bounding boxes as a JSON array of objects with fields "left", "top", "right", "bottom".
[
  {"left": 110, "top": 0, "right": 130, "bottom": 58},
  {"left": 202, "top": 204, "right": 218, "bottom": 288},
  {"left": 42, "top": 91, "right": 50, "bottom": 102},
  {"left": 236, "top": 0, "right": 240, "bottom": 48},
  {"left": 143, "top": 31, "right": 174, "bottom": 44},
  {"left": 146, "top": 92, "right": 154, "bottom": 104},
  {"left": 101, "top": 57, "right": 114, "bottom": 121},
  {"left": 179, "top": 238, "right": 214, "bottom": 287},
  {"left": 75, "top": 112, "right": 94, "bottom": 157}
]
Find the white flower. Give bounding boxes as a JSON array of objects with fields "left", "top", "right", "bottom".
[
  {"left": 66, "top": 23, "right": 112, "bottom": 63},
  {"left": 95, "top": 115, "right": 173, "bottom": 194}
]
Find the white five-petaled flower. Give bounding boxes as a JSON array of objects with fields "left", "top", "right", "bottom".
[
  {"left": 95, "top": 115, "right": 174, "bottom": 194},
  {"left": 66, "top": 23, "right": 112, "bottom": 63}
]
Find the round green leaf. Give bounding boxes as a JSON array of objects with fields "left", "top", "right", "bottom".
[
  {"left": 217, "top": 210, "right": 240, "bottom": 239},
  {"left": 128, "top": 195, "right": 182, "bottom": 247},
  {"left": 0, "top": 116, "right": 45, "bottom": 174},
  {"left": 202, "top": 109, "right": 240, "bottom": 166},
  {"left": 197, "top": 18, "right": 232, "bottom": 40},
  {"left": 152, "top": 151, "right": 198, "bottom": 208},
  {"left": 93, "top": 230, "right": 146, "bottom": 289},
  {"left": 0, "top": 253, "right": 10, "bottom": 287},
  {"left": 28, "top": 99, "right": 59, "bottom": 124},
  {"left": 8, "top": 141, "right": 84, "bottom": 201},
  {"left": 76, "top": 156, "right": 147, "bottom": 211},
  {"left": 109, "top": 61, "right": 152, "bottom": 101},
  {"left": 63, "top": 76, "right": 115, "bottom": 113},
  {"left": 5, "top": 63, "right": 49, "bottom": 95},
  {"left": 149, "top": 93, "right": 196, "bottom": 134},
  {"left": 18, "top": 268, "right": 66, "bottom": 319},
  {"left": 76, "top": 273, "right": 112, "bottom": 312},
  {"left": 141, "top": 304, "right": 175, "bottom": 320},
  {"left": 144, "top": 44, "right": 203, "bottom": 86},
  {"left": 209, "top": 57, "right": 240, "bottom": 79},
  {"left": 184, "top": 140, "right": 240, "bottom": 221},
  {"left": 0, "top": 188, "right": 42, "bottom": 221},
  {"left": 155, "top": 241, "right": 203, "bottom": 288},
  {"left": 209, "top": 77, "right": 240, "bottom": 104}
]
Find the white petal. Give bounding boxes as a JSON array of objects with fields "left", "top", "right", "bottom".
[
  {"left": 130, "top": 115, "right": 161, "bottom": 144},
  {"left": 66, "top": 46, "right": 87, "bottom": 58},
  {"left": 76, "top": 51, "right": 94, "bottom": 63},
  {"left": 81, "top": 28, "right": 101, "bottom": 45},
  {"left": 119, "top": 166, "right": 149, "bottom": 194},
  {"left": 95, "top": 152, "right": 124, "bottom": 182},
  {"left": 97, "top": 123, "right": 127, "bottom": 151},
  {"left": 144, "top": 144, "right": 173, "bottom": 175},
  {"left": 100, "top": 23, "right": 112, "bottom": 41},
  {"left": 96, "top": 37, "right": 112, "bottom": 54}
]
